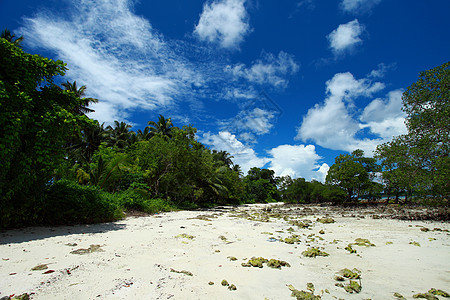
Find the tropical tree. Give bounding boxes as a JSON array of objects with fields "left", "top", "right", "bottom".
[
  {"left": 326, "top": 150, "right": 379, "bottom": 202},
  {"left": 147, "top": 115, "right": 178, "bottom": 138},
  {"left": 402, "top": 61, "right": 449, "bottom": 197},
  {"left": 68, "top": 121, "right": 109, "bottom": 164},
  {"left": 375, "top": 136, "right": 415, "bottom": 202},
  {"left": 244, "top": 168, "right": 280, "bottom": 203},
  {"left": 376, "top": 61, "right": 450, "bottom": 198},
  {"left": 0, "top": 38, "right": 92, "bottom": 227},
  {"left": 232, "top": 164, "right": 243, "bottom": 176},
  {"left": 136, "top": 127, "right": 153, "bottom": 141},
  {"left": 62, "top": 81, "right": 99, "bottom": 115},
  {"left": 279, "top": 176, "right": 346, "bottom": 204},
  {"left": 106, "top": 121, "right": 133, "bottom": 149},
  {"left": 76, "top": 147, "right": 128, "bottom": 192},
  {"left": 280, "top": 176, "right": 311, "bottom": 203},
  {"left": 212, "top": 150, "right": 234, "bottom": 168},
  {"left": 1, "top": 28, "right": 23, "bottom": 47}
]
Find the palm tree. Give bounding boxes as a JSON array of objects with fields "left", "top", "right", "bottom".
[
  {"left": 136, "top": 127, "right": 153, "bottom": 141},
  {"left": 62, "top": 81, "right": 99, "bottom": 115},
  {"left": 147, "top": 115, "right": 177, "bottom": 138},
  {"left": 1, "top": 28, "right": 23, "bottom": 47},
  {"left": 213, "top": 150, "right": 234, "bottom": 168},
  {"left": 65, "top": 122, "right": 109, "bottom": 165},
  {"left": 232, "top": 164, "right": 243, "bottom": 177},
  {"left": 80, "top": 122, "right": 109, "bottom": 162},
  {"left": 128, "top": 131, "right": 139, "bottom": 145},
  {"left": 77, "top": 154, "right": 128, "bottom": 191},
  {"left": 106, "top": 121, "right": 132, "bottom": 149}
]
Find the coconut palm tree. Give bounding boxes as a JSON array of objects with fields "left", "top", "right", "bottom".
[
  {"left": 65, "top": 122, "right": 109, "bottom": 165},
  {"left": 106, "top": 121, "right": 132, "bottom": 149},
  {"left": 80, "top": 122, "right": 109, "bottom": 162},
  {"left": 147, "top": 115, "right": 177, "bottom": 138},
  {"left": 137, "top": 127, "right": 153, "bottom": 141},
  {"left": 1, "top": 28, "right": 23, "bottom": 47},
  {"left": 213, "top": 150, "right": 234, "bottom": 168},
  {"left": 62, "top": 81, "right": 99, "bottom": 115}
]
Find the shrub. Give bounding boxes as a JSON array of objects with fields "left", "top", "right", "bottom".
[
  {"left": 117, "top": 184, "right": 174, "bottom": 214},
  {"left": 41, "top": 179, "right": 123, "bottom": 225}
]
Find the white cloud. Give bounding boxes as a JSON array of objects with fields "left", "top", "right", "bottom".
[
  {"left": 222, "top": 87, "right": 258, "bottom": 100},
  {"left": 239, "top": 108, "right": 275, "bottom": 135},
  {"left": 194, "top": 0, "right": 250, "bottom": 49},
  {"left": 327, "top": 19, "right": 364, "bottom": 55},
  {"left": 225, "top": 51, "right": 299, "bottom": 88},
  {"left": 20, "top": 0, "right": 201, "bottom": 125},
  {"left": 296, "top": 71, "right": 406, "bottom": 155},
  {"left": 367, "top": 62, "right": 396, "bottom": 79},
  {"left": 217, "top": 107, "right": 277, "bottom": 146},
  {"left": 340, "top": 0, "right": 382, "bottom": 14},
  {"left": 326, "top": 72, "right": 384, "bottom": 102},
  {"left": 267, "top": 144, "right": 329, "bottom": 182},
  {"left": 297, "top": 96, "right": 361, "bottom": 151},
  {"left": 201, "top": 132, "right": 329, "bottom": 181},
  {"left": 19, "top": 0, "right": 294, "bottom": 126},
  {"left": 316, "top": 163, "right": 331, "bottom": 182},
  {"left": 201, "top": 131, "right": 268, "bottom": 174},
  {"left": 360, "top": 89, "right": 407, "bottom": 139}
]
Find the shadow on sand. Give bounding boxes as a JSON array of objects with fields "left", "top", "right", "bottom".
[{"left": 0, "top": 221, "right": 127, "bottom": 245}]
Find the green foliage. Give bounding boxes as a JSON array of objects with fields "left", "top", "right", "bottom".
[
  {"left": 81, "top": 146, "right": 129, "bottom": 191},
  {"left": 243, "top": 167, "right": 280, "bottom": 203},
  {"left": 147, "top": 114, "right": 178, "bottom": 138},
  {"left": 0, "top": 38, "right": 92, "bottom": 227},
  {"left": 40, "top": 179, "right": 123, "bottom": 225},
  {"left": 64, "top": 121, "right": 106, "bottom": 164},
  {"left": 106, "top": 120, "right": 133, "bottom": 149},
  {"left": 279, "top": 176, "right": 345, "bottom": 204},
  {"left": 376, "top": 62, "right": 450, "bottom": 199},
  {"left": 61, "top": 80, "right": 98, "bottom": 115},
  {"left": 130, "top": 125, "right": 244, "bottom": 206},
  {"left": 375, "top": 136, "right": 415, "bottom": 201},
  {"left": 117, "top": 183, "right": 174, "bottom": 214},
  {"left": 326, "top": 150, "right": 379, "bottom": 202},
  {"left": 1, "top": 28, "right": 23, "bottom": 46}
]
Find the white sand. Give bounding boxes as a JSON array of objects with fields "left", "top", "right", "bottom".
[{"left": 1, "top": 203, "right": 449, "bottom": 299}]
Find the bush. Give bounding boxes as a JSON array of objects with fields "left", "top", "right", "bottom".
[
  {"left": 117, "top": 184, "right": 174, "bottom": 214},
  {"left": 41, "top": 179, "right": 123, "bottom": 225}
]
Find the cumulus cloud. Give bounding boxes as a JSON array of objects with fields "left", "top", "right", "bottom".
[
  {"left": 18, "top": 0, "right": 294, "bottom": 126},
  {"left": 201, "top": 131, "right": 268, "bottom": 174},
  {"left": 201, "top": 132, "right": 329, "bottom": 181},
  {"left": 19, "top": 0, "right": 201, "bottom": 124},
  {"left": 267, "top": 144, "right": 329, "bottom": 182},
  {"left": 326, "top": 72, "right": 384, "bottom": 102},
  {"left": 327, "top": 19, "right": 364, "bottom": 55},
  {"left": 340, "top": 0, "right": 382, "bottom": 14},
  {"left": 360, "top": 89, "right": 407, "bottom": 139},
  {"left": 296, "top": 71, "right": 406, "bottom": 155},
  {"left": 225, "top": 51, "right": 299, "bottom": 88},
  {"left": 194, "top": 0, "right": 250, "bottom": 49}
]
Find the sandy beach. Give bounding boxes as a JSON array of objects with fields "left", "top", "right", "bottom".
[{"left": 1, "top": 203, "right": 449, "bottom": 299}]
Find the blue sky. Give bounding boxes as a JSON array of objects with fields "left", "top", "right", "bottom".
[{"left": 1, "top": 0, "right": 449, "bottom": 181}]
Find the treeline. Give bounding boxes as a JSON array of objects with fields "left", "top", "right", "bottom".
[
  {"left": 0, "top": 35, "right": 286, "bottom": 228},
  {"left": 1, "top": 33, "right": 448, "bottom": 229}
]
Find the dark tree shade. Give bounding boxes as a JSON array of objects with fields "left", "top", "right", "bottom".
[{"left": 0, "top": 39, "right": 92, "bottom": 227}]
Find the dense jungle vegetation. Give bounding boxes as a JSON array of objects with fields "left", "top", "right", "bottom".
[{"left": 1, "top": 32, "right": 448, "bottom": 229}]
